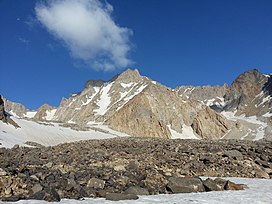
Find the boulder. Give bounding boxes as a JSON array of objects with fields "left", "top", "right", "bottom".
[
  {"left": 105, "top": 193, "right": 139, "bottom": 201},
  {"left": 203, "top": 178, "right": 221, "bottom": 191},
  {"left": 224, "top": 150, "right": 243, "bottom": 159},
  {"left": 213, "top": 178, "right": 228, "bottom": 190},
  {"left": 28, "top": 187, "right": 60, "bottom": 202},
  {"left": 31, "top": 184, "right": 43, "bottom": 194},
  {"left": 87, "top": 178, "right": 105, "bottom": 189},
  {"left": 225, "top": 181, "right": 247, "bottom": 190},
  {"left": 125, "top": 186, "right": 149, "bottom": 195},
  {"left": 167, "top": 177, "right": 205, "bottom": 193}
]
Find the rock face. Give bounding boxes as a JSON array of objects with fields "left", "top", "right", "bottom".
[
  {"left": 0, "top": 96, "right": 6, "bottom": 122},
  {"left": 2, "top": 97, "right": 29, "bottom": 118},
  {"left": 191, "top": 107, "right": 234, "bottom": 140},
  {"left": 0, "top": 95, "right": 19, "bottom": 128},
  {"left": 47, "top": 68, "right": 236, "bottom": 140},
  {"left": 176, "top": 84, "right": 228, "bottom": 108},
  {"left": 224, "top": 69, "right": 271, "bottom": 116},
  {"left": 0, "top": 138, "right": 260, "bottom": 201}
]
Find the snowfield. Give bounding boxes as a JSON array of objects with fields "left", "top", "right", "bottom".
[
  {"left": 0, "top": 117, "right": 128, "bottom": 148},
  {"left": 221, "top": 111, "right": 268, "bottom": 140},
  {"left": 1, "top": 177, "right": 271, "bottom": 204}
]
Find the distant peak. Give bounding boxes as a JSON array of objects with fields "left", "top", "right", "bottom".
[
  {"left": 233, "top": 68, "right": 265, "bottom": 85},
  {"left": 111, "top": 68, "right": 142, "bottom": 83}
]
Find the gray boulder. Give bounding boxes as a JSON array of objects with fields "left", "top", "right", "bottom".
[
  {"left": 125, "top": 186, "right": 149, "bottom": 195},
  {"left": 203, "top": 178, "right": 221, "bottom": 191},
  {"left": 167, "top": 177, "right": 205, "bottom": 193},
  {"left": 105, "top": 193, "right": 138, "bottom": 201}
]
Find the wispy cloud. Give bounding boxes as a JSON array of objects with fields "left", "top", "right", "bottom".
[
  {"left": 25, "top": 16, "right": 39, "bottom": 29},
  {"left": 18, "top": 37, "right": 30, "bottom": 46},
  {"left": 35, "top": 0, "right": 133, "bottom": 71}
]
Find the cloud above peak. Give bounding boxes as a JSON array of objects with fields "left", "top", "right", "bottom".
[{"left": 35, "top": 0, "right": 133, "bottom": 71}]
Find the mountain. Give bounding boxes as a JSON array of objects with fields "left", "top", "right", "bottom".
[
  {"left": 176, "top": 69, "right": 272, "bottom": 140},
  {"left": 51, "top": 69, "right": 237, "bottom": 139},
  {"left": 1, "top": 69, "right": 271, "bottom": 147}
]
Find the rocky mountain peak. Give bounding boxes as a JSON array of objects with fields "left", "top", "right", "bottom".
[
  {"left": 34, "top": 104, "right": 56, "bottom": 121},
  {"left": 112, "top": 68, "right": 142, "bottom": 83},
  {"left": 231, "top": 69, "right": 265, "bottom": 87},
  {"left": 224, "top": 69, "right": 268, "bottom": 112}
]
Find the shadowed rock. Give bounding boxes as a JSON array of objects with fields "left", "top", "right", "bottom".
[{"left": 105, "top": 193, "right": 138, "bottom": 201}]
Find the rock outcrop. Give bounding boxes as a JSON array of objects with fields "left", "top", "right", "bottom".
[
  {"left": 3, "top": 97, "right": 29, "bottom": 117},
  {"left": 0, "top": 95, "right": 19, "bottom": 128},
  {"left": 33, "top": 104, "right": 56, "bottom": 121},
  {"left": 0, "top": 96, "right": 7, "bottom": 122},
  {"left": 191, "top": 107, "right": 234, "bottom": 140}
]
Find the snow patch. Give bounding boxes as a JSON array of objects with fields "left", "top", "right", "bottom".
[
  {"left": 45, "top": 109, "right": 56, "bottom": 121},
  {"left": 203, "top": 97, "right": 225, "bottom": 107},
  {"left": 94, "top": 83, "right": 113, "bottom": 115},
  {"left": 120, "top": 82, "right": 134, "bottom": 88},
  {"left": 259, "top": 95, "right": 272, "bottom": 106},
  {"left": 68, "top": 98, "right": 76, "bottom": 107},
  {"left": 263, "top": 112, "right": 272, "bottom": 117},
  {"left": 8, "top": 110, "right": 19, "bottom": 117},
  {"left": 168, "top": 125, "right": 199, "bottom": 139},
  {"left": 88, "top": 123, "right": 131, "bottom": 137},
  {"left": 116, "top": 84, "right": 148, "bottom": 111},
  {"left": 67, "top": 119, "right": 76, "bottom": 124},
  {"left": 82, "top": 87, "right": 100, "bottom": 106},
  {"left": 0, "top": 117, "right": 122, "bottom": 148},
  {"left": 24, "top": 111, "right": 37, "bottom": 118},
  {"left": 221, "top": 111, "right": 267, "bottom": 140}
]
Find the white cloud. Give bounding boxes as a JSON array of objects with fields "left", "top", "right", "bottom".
[{"left": 35, "top": 0, "right": 133, "bottom": 71}]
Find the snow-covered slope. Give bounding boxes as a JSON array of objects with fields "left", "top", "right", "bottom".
[{"left": 0, "top": 117, "right": 129, "bottom": 148}]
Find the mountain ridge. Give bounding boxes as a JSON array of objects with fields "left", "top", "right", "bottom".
[{"left": 1, "top": 68, "right": 271, "bottom": 147}]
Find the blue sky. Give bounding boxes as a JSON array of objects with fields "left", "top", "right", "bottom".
[{"left": 0, "top": 0, "right": 272, "bottom": 110}]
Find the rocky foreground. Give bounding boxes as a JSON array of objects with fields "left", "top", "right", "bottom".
[{"left": 0, "top": 138, "right": 271, "bottom": 202}]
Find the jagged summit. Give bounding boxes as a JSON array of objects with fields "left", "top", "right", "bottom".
[
  {"left": 112, "top": 68, "right": 141, "bottom": 83},
  {"left": 83, "top": 69, "right": 142, "bottom": 90},
  {"left": 228, "top": 69, "right": 266, "bottom": 86},
  {"left": 224, "top": 69, "right": 270, "bottom": 113}
]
